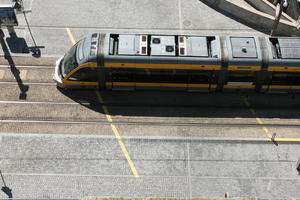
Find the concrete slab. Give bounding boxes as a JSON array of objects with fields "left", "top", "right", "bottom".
[
  {"left": 0, "top": 134, "right": 299, "bottom": 198},
  {"left": 28, "top": 0, "right": 180, "bottom": 30},
  {"left": 180, "top": 0, "right": 253, "bottom": 32}
]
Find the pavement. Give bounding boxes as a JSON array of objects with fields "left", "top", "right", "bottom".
[
  {"left": 0, "top": 0, "right": 299, "bottom": 199},
  {"left": 0, "top": 134, "right": 299, "bottom": 199},
  {"left": 0, "top": 0, "right": 267, "bottom": 61}
]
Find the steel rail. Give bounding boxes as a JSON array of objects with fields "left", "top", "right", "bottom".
[{"left": 0, "top": 118, "right": 300, "bottom": 128}]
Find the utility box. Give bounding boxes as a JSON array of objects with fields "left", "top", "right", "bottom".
[{"left": 0, "top": 5, "right": 18, "bottom": 26}]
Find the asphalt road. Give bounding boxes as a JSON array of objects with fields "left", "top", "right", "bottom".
[{"left": 0, "top": 0, "right": 300, "bottom": 199}]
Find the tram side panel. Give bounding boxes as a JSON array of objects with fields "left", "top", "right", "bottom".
[
  {"left": 54, "top": 33, "right": 300, "bottom": 93},
  {"left": 223, "top": 36, "right": 263, "bottom": 92},
  {"left": 104, "top": 34, "right": 223, "bottom": 92},
  {"left": 178, "top": 36, "right": 222, "bottom": 92},
  {"left": 264, "top": 37, "right": 300, "bottom": 93}
]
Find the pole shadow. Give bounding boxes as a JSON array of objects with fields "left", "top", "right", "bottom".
[
  {"left": 0, "top": 29, "right": 29, "bottom": 99},
  {"left": 0, "top": 170, "right": 13, "bottom": 199}
]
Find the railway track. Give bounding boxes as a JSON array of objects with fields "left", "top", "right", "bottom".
[
  {"left": 0, "top": 65, "right": 299, "bottom": 138},
  {"left": 1, "top": 118, "right": 300, "bottom": 128}
]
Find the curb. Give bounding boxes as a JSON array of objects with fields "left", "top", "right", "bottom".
[{"left": 0, "top": 54, "right": 59, "bottom": 66}]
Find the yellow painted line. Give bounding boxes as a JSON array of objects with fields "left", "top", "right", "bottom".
[
  {"left": 65, "top": 28, "right": 76, "bottom": 45},
  {"left": 274, "top": 138, "right": 300, "bottom": 142},
  {"left": 110, "top": 124, "right": 140, "bottom": 177},
  {"left": 242, "top": 96, "right": 273, "bottom": 139},
  {"left": 96, "top": 91, "right": 139, "bottom": 177},
  {"left": 242, "top": 96, "right": 300, "bottom": 142},
  {"left": 65, "top": 28, "right": 140, "bottom": 177}
]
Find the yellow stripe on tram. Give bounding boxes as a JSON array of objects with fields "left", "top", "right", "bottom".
[
  {"left": 62, "top": 62, "right": 98, "bottom": 84},
  {"left": 224, "top": 85, "right": 255, "bottom": 88},
  {"left": 228, "top": 65, "right": 261, "bottom": 71},
  {"left": 104, "top": 62, "right": 221, "bottom": 70},
  {"left": 106, "top": 82, "right": 216, "bottom": 88},
  {"left": 268, "top": 66, "right": 300, "bottom": 72}
]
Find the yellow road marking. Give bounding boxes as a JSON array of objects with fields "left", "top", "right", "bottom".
[
  {"left": 65, "top": 27, "right": 140, "bottom": 177},
  {"left": 274, "top": 138, "right": 300, "bottom": 142},
  {"left": 110, "top": 124, "right": 140, "bottom": 177},
  {"left": 65, "top": 28, "right": 76, "bottom": 45},
  {"left": 242, "top": 96, "right": 274, "bottom": 139},
  {"left": 96, "top": 91, "right": 139, "bottom": 177},
  {"left": 242, "top": 96, "right": 300, "bottom": 142}
]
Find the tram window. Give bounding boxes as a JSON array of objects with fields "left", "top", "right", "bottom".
[
  {"left": 189, "top": 71, "right": 215, "bottom": 84},
  {"left": 270, "top": 72, "right": 300, "bottom": 85},
  {"left": 112, "top": 69, "right": 135, "bottom": 82},
  {"left": 135, "top": 69, "right": 188, "bottom": 83},
  {"left": 227, "top": 71, "right": 255, "bottom": 83},
  {"left": 67, "top": 68, "right": 97, "bottom": 81}
]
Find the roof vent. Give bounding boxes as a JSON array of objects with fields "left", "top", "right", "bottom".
[
  {"left": 166, "top": 45, "right": 174, "bottom": 52},
  {"left": 242, "top": 47, "right": 247, "bottom": 53},
  {"left": 152, "top": 38, "right": 161, "bottom": 44}
]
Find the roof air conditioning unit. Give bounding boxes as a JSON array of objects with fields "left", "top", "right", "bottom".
[
  {"left": 178, "top": 36, "right": 186, "bottom": 56},
  {"left": 139, "top": 35, "right": 148, "bottom": 56}
]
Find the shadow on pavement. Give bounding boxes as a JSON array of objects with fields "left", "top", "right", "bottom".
[
  {"left": 199, "top": 0, "right": 270, "bottom": 35},
  {"left": 6, "top": 34, "right": 29, "bottom": 54},
  {"left": 58, "top": 87, "right": 300, "bottom": 119},
  {"left": 0, "top": 170, "right": 12, "bottom": 199},
  {"left": 0, "top": 29, "right": 29, "bottom": 99}
]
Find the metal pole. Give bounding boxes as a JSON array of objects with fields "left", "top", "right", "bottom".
[
  {"left": 7, "top": 26, "right": 16, "bottom": 36},
  {"left": 271, "top": 0, "right": 284, "bottom": 36}
]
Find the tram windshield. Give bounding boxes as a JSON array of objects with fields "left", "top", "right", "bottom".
[{"left": 61, "top": 44, "right": 79, "bottom": 78}]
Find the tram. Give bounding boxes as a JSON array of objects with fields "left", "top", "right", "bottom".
[{"left": 53, "top": 33, "right": 300, "bottom": 92}]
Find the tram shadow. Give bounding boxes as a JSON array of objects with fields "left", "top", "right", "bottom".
[{"left": 58, "top": 87, "right": 300, "bottom": 119}]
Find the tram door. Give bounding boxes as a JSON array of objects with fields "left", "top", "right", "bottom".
[
  {"left": 111, "top": 69, "right": 135, "bottom": 90},
  {"left": 266, "top": 72, "right": 300, "bottom": 92},
  {"left": 223, "top": 71, "right": 257, "bottom": 91},
  {"left": 188, "top": 71, "right": 216, "bottom": 92}
]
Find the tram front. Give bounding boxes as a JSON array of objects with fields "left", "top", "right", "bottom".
[{"left": 53, "top": 33, "right": 103, "bottom": 88}]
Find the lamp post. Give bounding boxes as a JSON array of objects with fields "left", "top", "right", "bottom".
[{"left": 271, "top": 0, "right": 288, "bottom": 36}]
